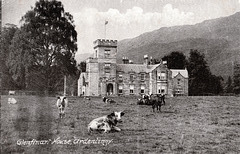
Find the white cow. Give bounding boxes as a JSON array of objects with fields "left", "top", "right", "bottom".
[
  {"left": 88, "top": 111, "right": 125, "bottom": 133},
  {"left": 56, "top": 96, "right": 68, "bottom": 118},
  {"left": 8, "top": 97, "right": 17, "bottom": 104},
  {"left": 9, "top": 91, "right": 15, "bottom": 95}
]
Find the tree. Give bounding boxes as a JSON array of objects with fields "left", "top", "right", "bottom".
[
  {"left": 162, "top": 51, "right": 188, "bottom": 69},
  {"left": 0, "top": 24, "right": 19, "bottom": 90},
  {"left": 224, "top": 76, "right": 233, "bottom": 93},
  {"left": 233, "top": 62, "right": 240, "bottom": 94},
  {"left": 7, "top": 0, "right": 78, "bottom": 93},
  {"left": 8, "top": 28, "right": 37, "bottom": 89},
  {"left": 78, "top": 61, "right": 86, "bottom": 73},
  {"left": 187, "top": 49, "right": 223, "bottom": 95}
]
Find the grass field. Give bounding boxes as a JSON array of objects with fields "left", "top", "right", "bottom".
[{"left": 1, "top": 95, "right": 240, "bottom": 154}]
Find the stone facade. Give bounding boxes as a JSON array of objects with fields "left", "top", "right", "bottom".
[
  {"left": 171, "top": 69, "right": 189, "bottom": 96},
  {"left": 78, "top": 39, "right": 188, "bottom": 96}
]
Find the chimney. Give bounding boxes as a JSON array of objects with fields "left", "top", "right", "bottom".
[
  {"left": 163, "top": 61, "right": 167, "bottom": 65},
  {"left": 144, "top": 55, "right": 148, "bottom": 65},
  {"left": 150, "top": 56, "right": 153, "bottom": 65},
  {"left": 122, "top": 57, "right": 129, "bottom": 64}
]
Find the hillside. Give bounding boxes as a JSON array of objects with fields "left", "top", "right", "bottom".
[
  {"left": 117, "top": 12, "right": 240, "bottom": 79},
  {"left": 75, "top": 53, "right": 93, "bottom": 63}
]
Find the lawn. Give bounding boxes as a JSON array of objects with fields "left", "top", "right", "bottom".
[{"left": 1, "top": 95, "right": 240, "bottom": 153}]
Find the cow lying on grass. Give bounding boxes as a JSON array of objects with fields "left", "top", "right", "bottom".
[
  {"left": 103, "top": 97, "right": 116, "bottom": 104},
  {"left": 56, "top": 96, "right": 68, "bottom": 118},
  {"left": 88, "top": 111, "right": 125, "bottom": 133}
]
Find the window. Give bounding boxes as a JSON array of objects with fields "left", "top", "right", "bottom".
[
  {"left": 140, "top": 73, "right": 145, "bottom": 81},
  {"left": 176, "top": 88, "right": 182, "bottom": 94},
  {"left": 104, "top": 49, "right": 110, "bottom": 58},
  {"left": 130, "top": 74, "right": 134, "bottom": 81},
  {"left": 161, "top": 86, "right": 166, "bottom": 94},
  {"left": 158, "top": 72, "right": 166, "bottom": 80},
  {"left": 140, "top": 85, "right": 145, "bottom": 94},
  {"left": 118, "top": 74, "right": 123, "bottom": 81},
  {"left": 105, "top": 63, "right": 111, "bottom": 67},
  {"left": 177, "top": 79, "right": 181, "bottom": 85},
  {"left": 105, "top": 63, "right": 111, "bottom": 73},
  {"left": 177, "top": 89, "right": 180, "bottom": 94},
  {"left": 119, "top": 85, "right": 123, "bottom": 94},
  {"left": 157, "top": 84, "right": 166, "bottom": 94},
  {"left": 157, "top": 72, "right": 161, "bottom": 80},
  {"left": 130, "top": 85, "right": 134, "bottom": 94},
  {"left": 161, "top": 72, "right": 166, "bottom": 80},
  {"left": 157, "top": 84, "right": 161, "bottom": 94}
]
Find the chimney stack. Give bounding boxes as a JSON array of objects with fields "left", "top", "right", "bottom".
[
  {"left": 163, "top": 60, "right": 167, "bottom": 65},
  {"left": 122, "top": 57, "right": 129, "bottom": 64},
  {"left": 144, "top": 55, "right": 148, "bottom": 65}
]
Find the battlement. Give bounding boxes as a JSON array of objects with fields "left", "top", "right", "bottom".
[
  {"left": 86, "top": 57, "right": 98, "bottom": 63},
  {"left": 93, "top": 39, "right": 118, "bottom": 49}
]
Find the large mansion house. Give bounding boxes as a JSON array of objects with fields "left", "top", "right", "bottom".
[{"left": 78, "top": 39, "right": 188, "bottom": 96}]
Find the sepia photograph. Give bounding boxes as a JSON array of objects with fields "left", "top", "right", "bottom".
[{"left": 1, "top": 0, "right": 240, "bottom": 153}]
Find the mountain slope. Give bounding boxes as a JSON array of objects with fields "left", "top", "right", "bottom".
[{"left": 117, "top": 12, "right": 240, "bottom": 79}]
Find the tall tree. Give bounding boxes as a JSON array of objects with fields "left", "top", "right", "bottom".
[
  {"left": 233, "top": 62, "right": 240, "bottom": 94},
  {"left": 162, "top": 51, "right": 188, "bottom": 69},
  {"left": 0, "top": 24, "right": 18, "bottom": 90},
  {"left": 78, "top": 61, "right": 86, "bottom": 73},
  {"left": 187, "top": 49, "right": 223, "bottom": 95},
  {"left": 8, "top": 28, "right": 37, "bottom": 89},
  {"left": 224, "top": 76, "right": 233, "bottom": 93},
  {"left": 7, "top": 0, "right": 78, "bottom": 93}
]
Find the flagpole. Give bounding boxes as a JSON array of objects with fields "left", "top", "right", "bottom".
[
  {"left": 105, "top": 23, "right": 106, "bottom": 39},
  {"left": 104, "top": 20, "right": 108, "bottom": 39}
]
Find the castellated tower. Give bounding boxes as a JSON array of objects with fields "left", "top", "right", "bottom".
[{"left": 86, "top": 39, "right": 117, "bottom": 96}]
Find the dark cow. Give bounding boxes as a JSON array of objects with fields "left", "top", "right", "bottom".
[
  {"left": 84, "top": 96, "right": 91, "bottom": 100},
  {"left": 103, "top": 97, "right": 116, "bottom": 104},
  {"left": 161, "top": 94, "right": 166, "bottom": 105},
  {"left": 137, "top": 98, "right": 144, "bottom": 105},
  {"left": 150, "top": 94, "right": 162, "bottom": 112},
  {"left": 137, "top": 94, "right": 151, "bottom": 105}
]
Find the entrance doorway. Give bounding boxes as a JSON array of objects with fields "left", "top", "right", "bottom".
[{"left": 107, "top": 83, "right": 113, "bottom": 95}]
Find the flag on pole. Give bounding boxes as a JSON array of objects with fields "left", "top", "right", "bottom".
[{"left": 105, "top": 20, "right": 108, "bottom": 25}]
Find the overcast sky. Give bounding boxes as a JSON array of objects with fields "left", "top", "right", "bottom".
[{"left": 2, "top": 0, "right": 240, "bottom": 55}]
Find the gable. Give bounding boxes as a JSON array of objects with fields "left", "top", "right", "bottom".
[{"left": 170, "top": 69, "right": 188, "bottom": 78}]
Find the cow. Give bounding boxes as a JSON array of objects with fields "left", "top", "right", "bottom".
[
  {"left": 103, "top": 97, "right": 116, "bottom": 104},
  {"left": 84, "top": 96, "right": 91, "bottom": 100},
  {"left": 142, "top": 94, "right": 150, "bottom": 100},
  {"left": 161, "top": 94, "right": 166, "bottom": 105},
  {"left": 137, "top": 94, "right": 151, "bottom": 105},
  {"left": 137, "top": 98, "right": 144, "bottom": 105},
  {"left": 8, "top": 97, "right": 17, "bottom": 104},
  {"left": 9, "top": 91, "right": 15, "bottom": 95},
  {"left": 150, "top": 94, "right": 162, "bottom": 112},
  {"left": 88, "top": 111, "right": 125, "bottom": 133},
  {"left": 56, "top": 96, "right": 68, "bottom": 118}
]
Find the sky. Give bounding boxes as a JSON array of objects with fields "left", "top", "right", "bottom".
[{"left": 2, "top": 0, "right": 240, "bottom": 55}]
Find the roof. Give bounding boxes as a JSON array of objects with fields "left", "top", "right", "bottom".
[
  {"left": 116, "top": 64, "right": 161, "bottom": 73},
  {"left": 170, "top": 69, "right": 188, "bottom": 78}
]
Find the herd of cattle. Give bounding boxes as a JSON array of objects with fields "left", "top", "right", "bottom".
[
  {"left": 56, "top": 94, "right": 166, "bottom": 133},
  {"left": 137, "top": 94, "right": 166, "bottom": 112}
]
